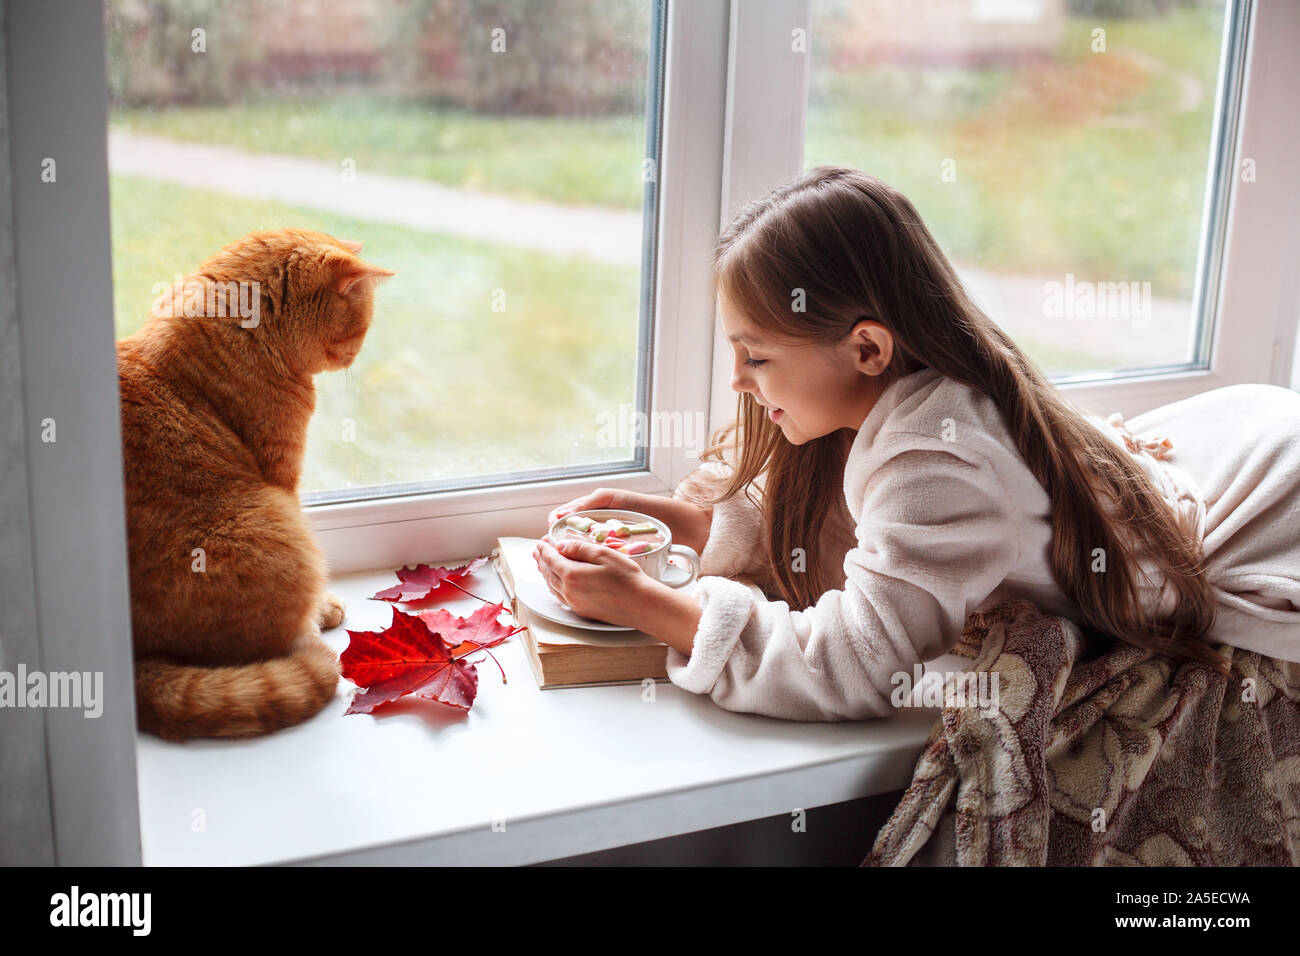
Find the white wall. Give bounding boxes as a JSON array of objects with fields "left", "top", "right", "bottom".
[{"left": 0, "top": 0, "right": 141, "bottom": 866}]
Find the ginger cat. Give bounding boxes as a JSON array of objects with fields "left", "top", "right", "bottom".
[{"left": 117, "top": 228, "right": 395, "bottom": 741}]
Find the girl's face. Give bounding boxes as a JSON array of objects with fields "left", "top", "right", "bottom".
[{"left": 719, "top": 294, "right": 894, "bottom": 443}]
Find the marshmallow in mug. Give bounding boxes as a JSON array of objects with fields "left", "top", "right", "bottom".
[{"left": 557, "top": 515, "right": 666, "bottom": 556}]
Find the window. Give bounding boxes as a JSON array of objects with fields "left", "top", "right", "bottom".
[
  {"left": 106, "top": 0, "right": 667, "bottom": 503},
  {"left": 803, "top": 0, "right": 1241, "bottom": 382}
]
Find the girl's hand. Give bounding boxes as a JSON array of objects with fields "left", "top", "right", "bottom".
[{"left": 532, "top": 537, "right": 653, "bottom": 629}]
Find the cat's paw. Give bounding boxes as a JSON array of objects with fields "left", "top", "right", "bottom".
[{"left": 317, "top": 591, "right": 346, "bottom": 630}]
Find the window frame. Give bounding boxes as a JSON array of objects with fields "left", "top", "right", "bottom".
[
  {"left": 1075, "top": 0, "right": 1298, "bottom": 412},
  {"left": 308, "top": 0, "right": 731, "bottom": 573},
  {"left": 318, "top": 0, "right": 1296, "bottom": 575},
  {"left": 728, "top": 0, "right": 1294, "bottom": 428}
]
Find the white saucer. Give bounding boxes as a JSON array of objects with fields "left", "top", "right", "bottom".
[
  {"left": 514, "top": 576, "right": 637, "bottom": 631},
  {"left": 514, "top": 555, "right": 699, "bottom": 632}
]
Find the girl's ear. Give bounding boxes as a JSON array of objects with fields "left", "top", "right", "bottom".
[
  {"left": 852, "top": 319, "right": 894, "bottom": 374},
  {"left": 324, "top": 252, "right": 397, "bottom": 295}
]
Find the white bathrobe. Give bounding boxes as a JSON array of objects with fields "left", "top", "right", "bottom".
[{"left": 666, "top": 367, "right": 1300, "bottom": 721}]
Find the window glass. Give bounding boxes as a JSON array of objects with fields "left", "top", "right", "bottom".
[
  {"left": 805, "top": 0, "right": 1232, "bottom": 378},
  {"left": 106, "top": 0, "right": 663, "bottom": 500}
]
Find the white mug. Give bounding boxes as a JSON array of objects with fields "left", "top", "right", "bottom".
[{"left": 547, "top": 509, "right": 700, "bottom": 588}]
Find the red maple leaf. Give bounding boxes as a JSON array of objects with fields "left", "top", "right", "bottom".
[
  {"left": 370, "top": 555, "right": 489, "bottom": 603},
  {"left": 341, "top": 603, "right": 523, "bottom": 715},
  {"left": 417, "top": 600, "right": 522, "bottom": 657}
]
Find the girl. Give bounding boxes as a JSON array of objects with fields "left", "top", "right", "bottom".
[{"left": 533, "top": 166, "right": 1300, "bottom": 721}]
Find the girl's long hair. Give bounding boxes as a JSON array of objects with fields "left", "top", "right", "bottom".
[{"left": 690, "top": 166, "right": 1227, "bottom": 674}]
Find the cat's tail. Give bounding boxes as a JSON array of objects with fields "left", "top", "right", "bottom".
[{"left": 134, "top": 640, "right": 340, "bottom": 741}]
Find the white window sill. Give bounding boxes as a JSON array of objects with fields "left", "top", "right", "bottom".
[{"left": 133, "top": 560, "right": 964, "bottom": 866}]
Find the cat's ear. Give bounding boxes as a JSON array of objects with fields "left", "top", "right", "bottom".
[
  {"left": 326, "top": 254, "right": 397, "bottom": 296},
  {"left": 337, "top": 239, "right": 364, "bottom": 253}
]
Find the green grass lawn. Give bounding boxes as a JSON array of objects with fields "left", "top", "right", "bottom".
[
  {"left": 802, "top": 8, "right": 1226, "bottom": 298},
  {"left": 111, "top": 174, "right": 642, "bottom": 495},
  {"left": 112, "top": 98, "right": 648, "bottom": 211},
  {"left": 113, "top": 10, "right": 1224, "bottom": 299}
]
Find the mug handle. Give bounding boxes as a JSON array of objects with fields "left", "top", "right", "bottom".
[{"left": 660, "top": 544, "right": 701, "bottom": 588}]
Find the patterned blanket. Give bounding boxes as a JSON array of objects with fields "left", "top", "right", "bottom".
[{"left": 863, "top": 600, "right": 1300, "bottom": 866}]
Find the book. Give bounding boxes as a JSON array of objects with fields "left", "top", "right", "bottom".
[{"left": 492, "top": 536, "right": 688, "bottom": 689}]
